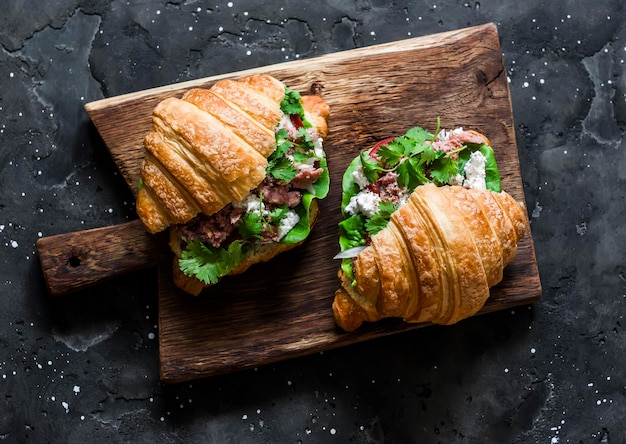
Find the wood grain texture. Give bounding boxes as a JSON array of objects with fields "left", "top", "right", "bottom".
[
  {"left": 76, "top": 23, "right": 541, "bottom": 383},
  {"left": 36, "top": 220, "right": 168, "bottom": 296}
]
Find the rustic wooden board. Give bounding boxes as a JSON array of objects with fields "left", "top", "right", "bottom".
[{"left": 79, "top": 23, "right": 541, "bottom": 383}]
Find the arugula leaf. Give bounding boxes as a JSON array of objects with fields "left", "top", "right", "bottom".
[
  {"left": 365, "top": 201, "right": 398, "bottom": 236},
  {"left": 179, "top": 240, "right": 247, "bottom": 285}
]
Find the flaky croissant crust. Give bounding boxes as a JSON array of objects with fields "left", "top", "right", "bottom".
[
  {"left": 136, "top": 74, "right": 287, "bottom": 234},
  {"left": 332, "top": 183, "right": 527, "bottom": 332}
]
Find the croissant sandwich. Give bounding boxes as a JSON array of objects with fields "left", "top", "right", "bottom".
[
  {"left": 333, "top": 123, "right": 527, "bottom": 331},
  {"left": 135, "top": 74, "right": 330, "bottom": 295}
]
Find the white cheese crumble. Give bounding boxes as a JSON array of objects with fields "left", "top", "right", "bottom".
[
  {"left": 462, "top": 150, "right": 487, "bottom": 190},
  {"left": 448, "top": 173, "right": 464, "bottom": 186},
  {"left": 313, "top": 137, "right": 324, "bottom": 159},
  {"left": 351, "top": 165, "right": 370, "bottom": 189},
  {"left": 436, "top": 127, "right": 464, "bottom": 141},
  {"left": 277, "top": 210, "right": 300, "bottom": 239},
  {"left": 233, "top": 194, "right": 266, "bottom": 215},
  {"left": 345, "top": 190, "right": 381, "bottom": 217}
]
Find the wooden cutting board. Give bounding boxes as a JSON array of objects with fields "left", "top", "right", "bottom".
[{"left": 37, "top": 23, "right": 541, "bottom": 384}]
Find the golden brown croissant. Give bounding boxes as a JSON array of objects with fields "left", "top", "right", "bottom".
[
  {"left": 135, "top": 74, "right": 331, "bottom": 295},
  {"left": 136, "top": 74, "right": 287, "bottom": 234},
  {"left": 332, "top": 183, "right": 527, "bottom": 332}
]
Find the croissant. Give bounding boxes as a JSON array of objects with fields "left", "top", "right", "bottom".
[
  {"left": 135, "top": 74, "right": 331, "bottom": 295},
  {"left": 333, "top": 183, "right": 527, "bottom": 331},
  {"left": 136, "top": 74, "right": 287, "bottom": 233}
]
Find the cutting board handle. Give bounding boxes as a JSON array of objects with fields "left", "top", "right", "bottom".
[{"left": 36, "top": 219, "right": 168, "bottom": 296}]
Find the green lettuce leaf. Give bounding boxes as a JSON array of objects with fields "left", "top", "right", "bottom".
[{"left": 457, "top": 143, "right": 501, "bottom": 192}]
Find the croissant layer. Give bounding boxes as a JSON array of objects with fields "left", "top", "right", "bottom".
[
  {"left": 333, "top": 183, "right": 527, "bottom": 331},
  {"left": 136, "top": 74, "right": 285, "bottom": 234}
]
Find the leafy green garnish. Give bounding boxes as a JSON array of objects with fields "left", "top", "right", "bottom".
[
  {"left": 280, "top": 88, "right": 305, "bottom": 116},
  {"left": 268, "top": 205, "right": 289, "bottom": 223},
  {"left": 338, "top": 214, "right": 367, "bottom": 251},
  {"left": 267, "top": 157, "right": 298, "bottom": 182},
  {"left": 238, "top": 210, "right": 264, "bottom": 240},
  {"left": 364, "top": 201, "right": 399, "bottom": 236},
  {"left": 179, "top": 240, "right": 247, "bottom": 285},
  {"left": 266, "top": 104, "right": 318, "bottom": 183},
  {"left": 280, "top": 88, "right": 313, "bottom": 129}
]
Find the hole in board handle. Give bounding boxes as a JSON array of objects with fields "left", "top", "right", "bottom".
[{"left": 68, "top": 255, "right": 81, "bottom": 267}]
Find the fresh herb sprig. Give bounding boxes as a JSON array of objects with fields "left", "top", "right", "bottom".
[
  {"left": 179, "top": 239, "right": 246, "bottom": 285},
  {"left": 237, "top": 197, "right": 290, "bottom": 241},
  {"left": 267, "top": 127, "right": 317, "bottom": 182},
  {"left": 360, "top": 123, "right": 463, "bottom": 190},
  {"left": 280, "top": 88, "right": 312, "bottom": 128},
  {"left": 365, "top": 201, "right": 399, "bottom": 236}
]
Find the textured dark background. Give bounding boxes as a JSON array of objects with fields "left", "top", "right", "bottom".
[{"left": 1, "top": 1, "right": 625, "bottom": 442}]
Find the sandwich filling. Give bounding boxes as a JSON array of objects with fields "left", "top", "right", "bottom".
[
  {"left": 177, "top": 88, "right": 329, "bottom": 285},
  {"left": 337, "top": 121, "right": 501, "bottom": 283}
]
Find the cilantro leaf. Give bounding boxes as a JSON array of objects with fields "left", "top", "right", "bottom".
[
  {"left": 430, "top": 157, "right": 459, "bottom": 186},
  {"left": 280, "top": 88, "right": 303, "bottom": 115},
  {"left": 268, "top": 205, "right": 289, "bottom": 223},
  {"left": 268, "top": 157, "right": 298, "bottom": 182},
  {"left": 418, "top": 143, "right": 438, "bottom": 166},
  {"left": 238, "top": 210, "right": 264, "bottom": 240},
  {"left": 376, "top": 140, "right": 404, "bottom": 167},
  {"left": 296, "top": 127, "right": 315, "bottom": 150},
  {"left": 280, "top": 87, "right": 313, "bottom": 128},
  {"left": 365, "top": 201, "right": 398, "bottom": 236},
  {"left": 178, "top": 240, "right": 246, "bottom": 285},
  {"left": 404, "top": 126, "right": 433, "bottom": 145}
]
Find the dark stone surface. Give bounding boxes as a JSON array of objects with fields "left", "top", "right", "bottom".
[{"left": 1, "top": 0, "right": 625, "bottom": 442}]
